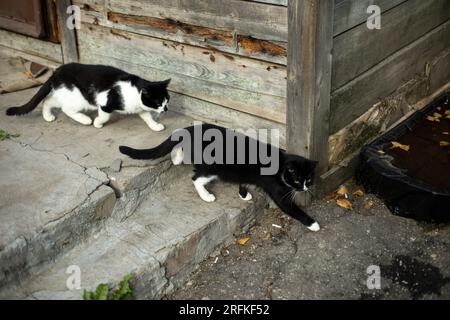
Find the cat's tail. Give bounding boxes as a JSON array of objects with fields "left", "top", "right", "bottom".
[
  {"left": 119, "top": 136, "right": 179, "bottom": 160},
  {"left": 6, "top": 80, "right": 52, "bottom": 116}
]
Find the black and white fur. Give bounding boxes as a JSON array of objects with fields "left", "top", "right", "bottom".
[
  {"left": 119, "top": 124, "right": 320, "bottom": 232},
  {"left": 6, "top": 63, "right": 171, "bottom": 131}
]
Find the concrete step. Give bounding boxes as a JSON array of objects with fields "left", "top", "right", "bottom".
[
  {"left": 0, "top": 87, "right": 195, "bottom": 288},
  {"left": 0, "top": 166, "right": 266, "bottom": 299}
]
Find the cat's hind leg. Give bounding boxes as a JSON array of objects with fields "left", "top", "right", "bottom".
[
  {"left": 93, "top": 107, "right": 111, "bottom": 128},
  {"left": 42, "top": 97, "right": 57, "bottom": 122},
  {"left": 63, "top": 110, "right": 92, "bottom": 126},
  {"left": 239, "top": 184, "right": 252, "bottom": 201},
  {"left": 192, "top": 175, "right": 217, "bottom": 202}
]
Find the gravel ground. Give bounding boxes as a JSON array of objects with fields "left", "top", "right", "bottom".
[{"left": 171, "top": 182, "right": 450, "bottom": 300}]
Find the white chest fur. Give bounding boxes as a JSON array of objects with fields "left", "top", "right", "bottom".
[{"left": 115, "top": 81, "right": 144, "bottom": 114}]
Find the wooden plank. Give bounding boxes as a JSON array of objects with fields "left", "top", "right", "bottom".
[
  {"left": 332, "top": 0, "right": 450, "bottom": 90},
  {"left": 0, "top": 45, "right": 61, "bottom": 69},
  {"left": 77, "top": 23, "right": 287, "bottom": 122},
  {"left": 317, "top": 152, "right": 359, "bottom": 196},
  {"left": 287, "top": 0, "right": 334, "bottom": 175},
  {"left": 330, "top": 20, "right": 450, "bottom": 134},
  {"left": 333, "top": 0, "right": 406, "bottom": 36},
  {"left": 56, "top": 0, "right": 79, "bottom": 63},
  {"left": 170, "top": 93, "right": 287, "bottom": 148},
  {"left": 79, "top": 28, "right": 286, "bottom": 123},
  {"left": 243, "top": 0, "right": 287, "bottom": 6},
  {"left": 73, "top": 3, "right": 287, "bottom": 65},
  {"left": 0, "top": 28, "right": 62, "bottom": 63},
  {"left": 108, "top": 0, "right": 288, "bottom": 42}
]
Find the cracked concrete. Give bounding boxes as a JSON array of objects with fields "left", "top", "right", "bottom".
[
  {"left": 0, "top": 85, "right": 267, "bottom": 300},
  {"left": 0, "top": 86, "right": 194, "bottom": 289}
]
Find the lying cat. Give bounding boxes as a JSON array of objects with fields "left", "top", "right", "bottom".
[
  {"left": 119, "top": 124, "right": 320, "bottom": 232},
  {"left": 6, "top": 63, "right": 170, "bottom": 131}
]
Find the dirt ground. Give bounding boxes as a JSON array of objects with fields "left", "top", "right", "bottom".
[{"left": 171, "top": 182, "right": 450, "bottom": 300}]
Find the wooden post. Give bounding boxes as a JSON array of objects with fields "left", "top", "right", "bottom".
[
  {"left": 287, "top": 0, "right": 334, "bottom": 200},
  {"left": 56, "top": 0, "right": 79, "bottom": 63}
]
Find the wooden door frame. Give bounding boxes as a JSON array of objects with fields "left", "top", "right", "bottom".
[{"left": 287, "top": 0, "right": 334, "bottom": 198}]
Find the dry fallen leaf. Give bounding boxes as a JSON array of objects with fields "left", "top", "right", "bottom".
[
  {"left": 364, "top": 200, "right": 374, "bottom": 210},
  {"left": 377, "top": 150, "right": 386, "bottom": 155},
  {"left": 443, "top": 132, "right": 449, "bottom": 135},
  {"left": 336, "top": 185, "right": 349, "bottom": 196},
  {"left": 426, "top": 115, "right": 440, "bottom": 122},
  {"left": 445, "top": 110, "right": 450, "bottom": 115},
  {"left": 237, "top": 237, "right": 250, "bottom": 245},
  {"left": 446, "top": 115, "right": 450, "bottom": 119},
  {"left": 433, "top": 112, "right": 443, "bottom": 118},
  {"left": 336, "top": 199, "right": 353, "bottom": 210},
  {"left": 439, "top": 141, "right": 450, "bottom": 147},
  {"left": 391, "top": 141, "right": 410, "bottom": 152},
  {"left": 353, "top": 189, "right": 364, "bottom": 197}
]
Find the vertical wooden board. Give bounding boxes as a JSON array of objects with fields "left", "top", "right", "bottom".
[
  {"left": 56, "top": 0, "right": 79, "bottom": 63},
  {"left": 287, "top": 0, "right": 334, "bottom": 174},
  {"left": 330, "top": 20, "right": 450, "bottom": 134},
  {"left": 108, "top": 0, "right": 288, "bottom": 41},
  {"left": 332, "top": 0, "right": 450, "bottom": 90}
]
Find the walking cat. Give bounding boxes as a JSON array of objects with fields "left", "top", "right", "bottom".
[
  {"left": 6, "top": 63, "right": 171, "bottom": 131},
  {"left": 119, "top": 124, "right": 320, "bottom": 232}
]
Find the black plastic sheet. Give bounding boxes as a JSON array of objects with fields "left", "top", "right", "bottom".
[{"left": 356, "top": 91, "right": 450, "bottom": 223}]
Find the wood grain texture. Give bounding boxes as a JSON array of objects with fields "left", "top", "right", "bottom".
[
  {"left": 333, "top": 0, "right": 406, "bottom": 35},
  {"left": 77, "top": 24, "right": 287, "bottom": 123},
  {"left": 56, "top": 0, "right": 79, "bottom": 63},
  {"left": 330, "top": 20, "right": 450, "bottom": 134},
  {"left": 287, "top": 0, "right": 334, "bottom": 175},
  {"left": 108, "top": 0, "right": 288, "bottom": 42},
  {"left": 0, "top": 29, "right": 62, "bottom": 63},
  {"left": 170, "top": 93, "right": 287, "bottom": 148},
  {"left": 332, "top": 0, "right": 450, "bottom": 90},
  {"left": 73, "top": 3, "right": 288, "bottom": 65}
]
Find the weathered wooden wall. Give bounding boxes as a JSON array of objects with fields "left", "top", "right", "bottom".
[
  {"left": 73, "top": 0, "right": 288, "bottom": 144},
  {"left": 322, "top": 0, "right": 450, "bottom": 193}
]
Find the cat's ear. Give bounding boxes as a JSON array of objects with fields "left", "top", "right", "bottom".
[{"left": 153, "top": 79, "right": 171, "bottom": 87}]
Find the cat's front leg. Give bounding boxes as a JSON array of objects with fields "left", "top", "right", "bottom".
[
  {"left": 139, "top": 112, "right": 165, "bottom": 132},
  {"left": 93, "top": 107, "right": 111, "bottom": 128},
  {"left": 264, "top": 185, "right": 320, "bottom": 232},
  {"left": 192, "top": 175, "right": 217, "bottom": 202},
  {"left": 239, "top": 184, "right": 252, "bottom": 201}
]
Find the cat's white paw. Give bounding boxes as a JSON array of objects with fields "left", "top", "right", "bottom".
[
  {"left": 80, "top": 118, "right": 93, "bottom": 126},
  {"left": 43, "top": 114, "right": 56, "bottom": 122},
  {"left": 239, "top": 193, "right": 252, "bottom": 201},
  {"left": 150, "top": 123, "right": 165, "bottom": 132},
  {"left": 93, "top": 118, "right": 104, "bottom": 128},
  {"left": 201, "top": 193, "right": 216, "bottom": 203},
  {"left": 307, "top": 222, "right": 320, "bottom": 232}
]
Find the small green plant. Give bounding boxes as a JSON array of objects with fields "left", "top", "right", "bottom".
[
  {"left": 0, "top": 129, "right": 20, "bottom": 141},
  {"left": 83, "top": 274, "right": 134, "bottom": 300}
]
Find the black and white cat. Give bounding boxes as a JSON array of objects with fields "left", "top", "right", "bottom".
[
  {"left": 119, "top": 124, "right": 320, "bottom": 232},
  {"left": 6, "top": 63, "right": 171, "bottom": 131}
]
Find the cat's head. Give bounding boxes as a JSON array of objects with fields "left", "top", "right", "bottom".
[
  {"left": 281, "top": 155, "right": 318, "bottom": 192},
  {"left": 140, "top": 79, "right": 171, "bottom": 113}
]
